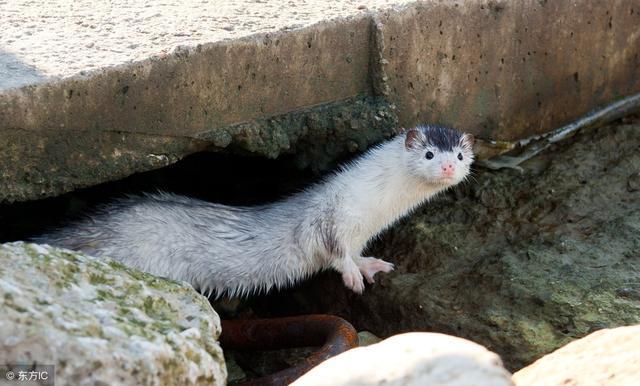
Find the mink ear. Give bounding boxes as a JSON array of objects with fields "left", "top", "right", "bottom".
[
  {"left": 405, "top": 128, "right": 425, "bottom": 150},
  {"left": 464, "top": 133, "right": 475, "bottom": 147}
]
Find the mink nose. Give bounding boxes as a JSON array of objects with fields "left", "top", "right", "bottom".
[{"left": 441, "top": 163, "right": 455, "bottom": 176}]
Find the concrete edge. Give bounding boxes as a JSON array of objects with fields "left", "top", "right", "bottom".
[{"left": 1, "top": 0, "right": 639, "bottom": 202}]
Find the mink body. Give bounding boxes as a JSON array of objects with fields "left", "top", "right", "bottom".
[{"left": 36, "top": 125, "right": 475, "bottom": 297}]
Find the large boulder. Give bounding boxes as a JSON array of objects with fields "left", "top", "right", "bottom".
[
  {"left": 250, "top": 120, "right": 640, "bottom": 370},
  {"left": 0, "top": 242, "right": 226, "bottom": 385},
  {"left": 513, "top": 325, "right": 640, "bottom": 386},
  {"left": 292, "top": 332, "right": 513, "bottom": 386}
]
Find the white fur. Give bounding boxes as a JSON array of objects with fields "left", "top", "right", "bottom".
[{"left": 36, "top": 127, "right": 474, "bottom": 298}]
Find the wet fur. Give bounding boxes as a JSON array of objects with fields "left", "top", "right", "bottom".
[{"left": 35, "top": 125, "right": 474, "bottom": 298}]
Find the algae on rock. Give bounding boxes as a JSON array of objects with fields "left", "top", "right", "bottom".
[{"left": 0, "top": 242, "right": 226, "bottom": 385}]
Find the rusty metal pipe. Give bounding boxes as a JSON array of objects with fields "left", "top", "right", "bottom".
[{"left": 220, "top": 314, "right": 358, "bottom": 386}]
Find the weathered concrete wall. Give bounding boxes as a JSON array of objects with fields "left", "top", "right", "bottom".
[
  {"left": 0, "top": 96, "right": 397, "bottom": 204},
  {"left": 378, "top": 0, "right": 640, "bottom": 140},
  {"left": 1, "top": 0, "right": 640, "bottom": 203},
  {"left": 0, "top": 18, "right": 374, "bottom": 134},
  {"left": 0, "top": 16, "right": 395, "bottom": 203}
]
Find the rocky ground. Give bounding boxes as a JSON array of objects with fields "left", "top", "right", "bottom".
[
  {"left": 2, "top": 115, "right": 638, "bottom": 381},
  {"left": 240, "top": 117, "right": 640, "bottom": 370},
  {"left": 290, "top": 325, "right": 640, "bottom": 385}
]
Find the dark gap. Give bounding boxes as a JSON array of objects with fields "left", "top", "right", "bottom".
[{"left": 0, "top": 151, "right": 322, "bottom": 243}]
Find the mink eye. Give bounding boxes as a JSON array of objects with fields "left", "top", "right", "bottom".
[
  {"left": 425, "top": 151, "right": 434, "bottom": 160},
  {"left": 457, "top": 153, "right": 463, "bottom": 161}
]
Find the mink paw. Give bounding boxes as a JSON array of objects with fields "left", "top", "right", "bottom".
[
  {"left": 357, "top": 257, "right": 394, "bottom": 284},
  {"left": 340, "top": 262, "right": 365, "bottom": 294}
]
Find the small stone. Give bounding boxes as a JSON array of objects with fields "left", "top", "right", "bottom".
[
  {"left": 357, "top": 331, "right": 382, "bottom": 346},
  {"left": 225, "top": 357, "right": 246, "bottom": 384}
]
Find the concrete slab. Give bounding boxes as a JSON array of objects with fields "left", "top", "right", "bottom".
[
  {"left": 0, "top": 0, "right": 409, "bottom": 90},
  {"left": 1, "top": 0, "right": 639, "bottom": 203},
  {"left": 377, "top": 0, "right": 640, "bottom": 140}
]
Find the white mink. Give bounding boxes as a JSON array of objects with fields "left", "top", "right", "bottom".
[{"left": 35, "top": 125, "right": 475, "bottom": 298}]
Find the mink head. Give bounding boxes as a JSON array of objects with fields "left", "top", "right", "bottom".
[{"left": 403, "top": 124, "right": 475, "bottom": 186}]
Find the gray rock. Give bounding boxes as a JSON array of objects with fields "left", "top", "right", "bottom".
[
  {"left": 0, "top": 242, "right": 226, "bottom": 385},
  {"left": 293, "top": 332, "right": 513, "bottom": 386},
  {"left": 513, "top": 325, "right": 640, "bottom": 386}
]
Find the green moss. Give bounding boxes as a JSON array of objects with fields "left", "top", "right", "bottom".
[
  {"left": 60, "top": 250, "right": 80, "bottom": 263},
  {"left": 35, "top": 298, "right": 52, "bottom": 306},
  {"left": 151, "top": 320, "right": 175, "bottom": 335},
  {"left": 94, "top": 288, "right": 115, "bottom": 301},
  {"left": 128, "top": 317, "right": 149, "bottom": 329},
  {"left": 29, "top": 250, "right": 82, "bottom": 289},
  {"left": 107, "top": 259, "right": 128, "bottom": 271},
  {"left": 89, "top": 273, "right": 116, "bottom": 286},
  {"left": 5, "top": 298, "right": 28, "bottom": 313},
  {"left": 143, "top": 296, "right": 177, "bottom": 320}
]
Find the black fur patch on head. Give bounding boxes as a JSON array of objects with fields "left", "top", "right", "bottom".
[{"left": 418, "top": 124, "right": 463, "bottom": 151}]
